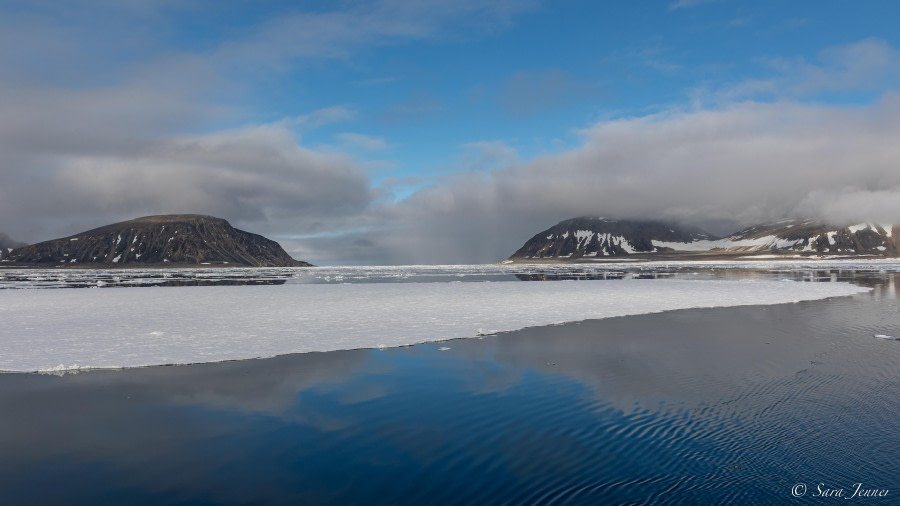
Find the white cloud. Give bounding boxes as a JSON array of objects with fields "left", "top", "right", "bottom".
[
  {"left": 284, "top": 106, "right": 358, "bottom": 130},
  {"left": 795, "top": 189, "right": 900, "bottom": 226},
  {"left": 460, "top": 141, "right": 519, "bottom": 170},
  {"left": 212, "top": 0, "right": 540, "bottom": 71},
  {"left": 713, "top": 39, "right": 900, "bottom": 103},
  {"left": 788, "top": 38, "right": 900, "bottom": 94},
  {"left": 336, "top": 132, "right": 390, "bottom": 152}
]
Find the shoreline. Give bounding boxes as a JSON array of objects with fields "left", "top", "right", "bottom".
[{"left": 2, "top": 252, "right": 900, "bottom": 270}]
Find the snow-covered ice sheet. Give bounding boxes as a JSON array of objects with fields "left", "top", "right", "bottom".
[{"left": 0, "top": 278, "right": 869, "bottom": 373}]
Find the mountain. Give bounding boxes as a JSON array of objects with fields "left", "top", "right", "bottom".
[
  {"left": 706, "top": 219, "right": 898, "bottom": 255},
  {"left": 508, "top": 217, "right": 899, "bottom": 261},
  {"left": 509, "top": 217, "right": 717, "bottom": 260},
  {"left": 0, "top": 233, "right": 26, "bottom": 260},
  {"left": 1, "top": 215, "right": 312, "bottom": 267}
]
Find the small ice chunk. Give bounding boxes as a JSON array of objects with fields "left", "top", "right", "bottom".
[{"left": 438, "top": 347, "right": 451, "bottom": 351}]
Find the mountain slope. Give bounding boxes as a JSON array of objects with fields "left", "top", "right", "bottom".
[
  {"left": 509, "top": 217, "right": 717, "bottom": 260},
  {"left": 2, "top": 215, "right": 312, "bottom": 267},
  {"left": 508, "top": 217, "right": 899, "bottom": 261},
  {"left": 704, "top": 220, "right": 898, "bottom": 255}
]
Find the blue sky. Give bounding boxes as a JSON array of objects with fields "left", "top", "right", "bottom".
[{"left": 3, "top": 1, "right": 900, "bottom": 264}]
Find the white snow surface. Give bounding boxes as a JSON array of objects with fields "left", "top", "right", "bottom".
[
  {"left": 555, "top": 231, "right": 636, "bottom": 256},
  {"left": 0, "top": 278, "right": 869, "bottom": 373}
]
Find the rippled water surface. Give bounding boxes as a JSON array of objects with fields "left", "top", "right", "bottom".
[{"left": 1, "top": 266, "right": 899, "bottom": 504}]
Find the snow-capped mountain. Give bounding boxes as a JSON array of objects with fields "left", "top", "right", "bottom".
[
  {"left": 508, "top": 217, "right": 899, "bottom": 260},
  {"left": 2, "top": 215, "right": 312, "bottom": 267},
  {"left": 703, "top": 219, "right": 897, "bottom": 255},
  {"left": 509, "top": 217, "right": 717, "bottom": 260}
]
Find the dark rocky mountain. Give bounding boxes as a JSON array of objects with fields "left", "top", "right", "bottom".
[
  {"left": 508, "top": 217, "right": 899, "bottom": 261},
  {"left": 2, "top": 215, "right": 312, "bottom": 267},
  {"left": 717, "top": 219, "right": 898, "bottom": 255},
  {"left": 509, "top": 217, "right": 717, "bottom": 260},
  {"left": 0, "top": 233, "right": 26, "bottom": 260}
]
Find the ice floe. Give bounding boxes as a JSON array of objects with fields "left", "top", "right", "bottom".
[{"left": 0, "top": 277, "right": 870, "bottom": 373}]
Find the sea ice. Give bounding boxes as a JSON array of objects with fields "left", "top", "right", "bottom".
[{"left": 0, "top": 278, "right": 871, "bottom": 372}]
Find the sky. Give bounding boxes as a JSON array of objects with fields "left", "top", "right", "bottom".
[{"left": 3, "top": 0, "right": 900, "bottom": 264}]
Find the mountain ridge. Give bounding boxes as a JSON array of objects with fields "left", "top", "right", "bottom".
[{"left": 508, "top": 217, "right": 899, "bottom": 261}]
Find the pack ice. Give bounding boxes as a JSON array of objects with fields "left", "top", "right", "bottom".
[{"left": 0, "top": 279, "right": 869, "bottom": 372}]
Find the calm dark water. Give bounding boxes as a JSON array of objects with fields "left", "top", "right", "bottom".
[{"left": 1, "top": 271, "right": 899, "bottom": 504}]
